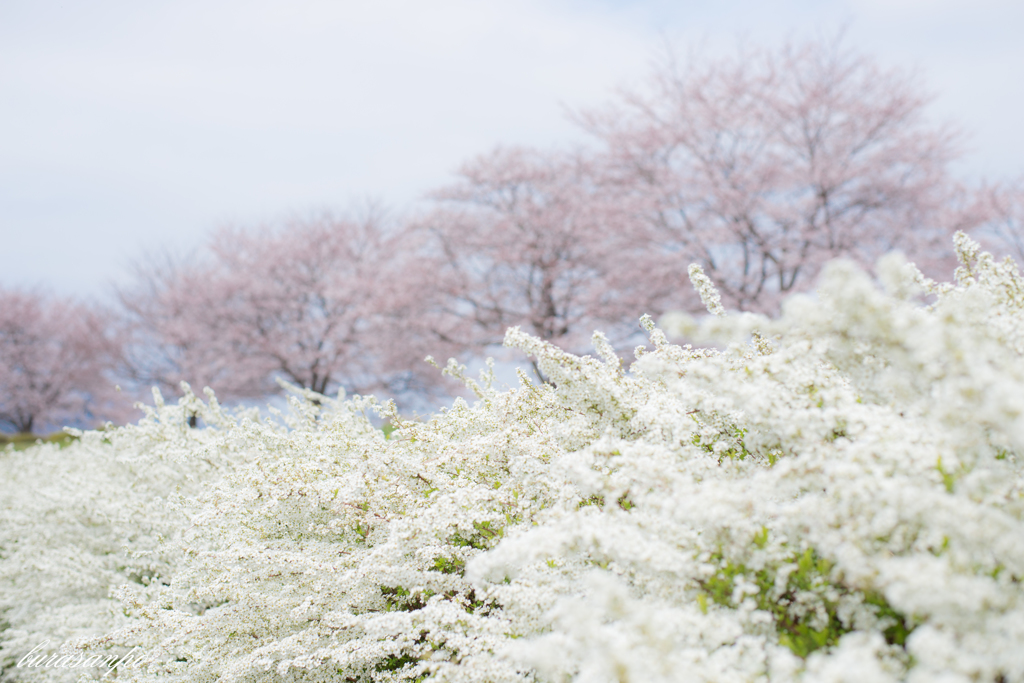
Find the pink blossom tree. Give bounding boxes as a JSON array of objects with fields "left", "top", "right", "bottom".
[
  {"left": 978, "top": 177, "right": 1024, "bottom": 262},
  {"left": 121, "top": 213, "right": 444, "bottom": 406},
  {"left": 119, "top": 254, "right": 265, "bottom": 402},
  {"left": 578, "top": 37, "right": 977, "bottom": 313},
  {"left": 0, "top": 288, "right": 124, "bottom": 434},
  {"left": 410, "top": 146, "right": 654, "bottom": 374}
]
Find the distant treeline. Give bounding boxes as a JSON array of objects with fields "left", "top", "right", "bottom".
[{"left": 3, "top": 36, "right": 1023, "bottom": 435}]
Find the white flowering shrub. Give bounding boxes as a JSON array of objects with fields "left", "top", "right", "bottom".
[
  {"left": 0, "top": 387, "right": 261, "bottom": 681},
  {"left": 2, "top": 234, "right": 1023, "bottom": 682}
]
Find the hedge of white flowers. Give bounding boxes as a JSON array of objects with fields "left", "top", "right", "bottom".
[{"left": 2, "top": 234, "right": 1023, "bottom": 683}]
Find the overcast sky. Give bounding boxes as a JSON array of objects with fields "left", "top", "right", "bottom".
[{"left": 2, "top": 0, "right": 1022, "bottom": 300}]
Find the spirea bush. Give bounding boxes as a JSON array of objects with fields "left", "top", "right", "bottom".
[{"left": 2, "top": 234, "right": 1023, "bottom": 682}]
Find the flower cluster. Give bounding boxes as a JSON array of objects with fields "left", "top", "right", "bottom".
[{"left": 2, "top": 234, "right": 1022, "bottom": 682}]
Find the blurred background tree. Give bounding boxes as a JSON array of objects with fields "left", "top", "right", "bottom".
[
  {"left": 407, "top": 146, "right": 654, "bottom": 377},
  {"left": 577, "top": 38, "right": 977, "bottom": 313},
  {"left": 0, "top": 288, "right": 125, "bottom": 434},
  {"left": 118, "top": 212, "right": 451, "bottom": 411}
]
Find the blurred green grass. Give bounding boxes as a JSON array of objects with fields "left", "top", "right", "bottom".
[{"left": 0, "top": 432, "right": 79, "bottom": 451}]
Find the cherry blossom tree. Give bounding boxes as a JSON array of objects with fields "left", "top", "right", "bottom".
[
  {"left": 578, "top": 37, "right": 976, "bottom": 313},
  {"left": 410, "top": 147, "right": 655, "bottom": 375},
  {"left": 978, "top": 177, "right": 1024, "bottom": 262},
  {"left": 0, "top": 287, "right": 123, "bottom": 434},
  {"left": 120, "top": 213, "right": 442, "bottom": 406},
  {"left": 119, "top": 254, "right": 265, "bottom": 403}
]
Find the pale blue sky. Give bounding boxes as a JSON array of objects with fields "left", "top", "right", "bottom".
[{"left": 2, "top": 0, "right": 1022, "bottom": 299}]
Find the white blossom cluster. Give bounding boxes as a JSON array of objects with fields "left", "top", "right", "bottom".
[
  {"left": 2, "top": 234, "right": 1023, "bottom": 682},
  {"left": 0, "top": 386, "right": 259, "bottom": 681}
]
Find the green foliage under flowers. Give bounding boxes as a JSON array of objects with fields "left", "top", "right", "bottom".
[{"left": 697, "top": 541, "right": 913, "bottom": 659}]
